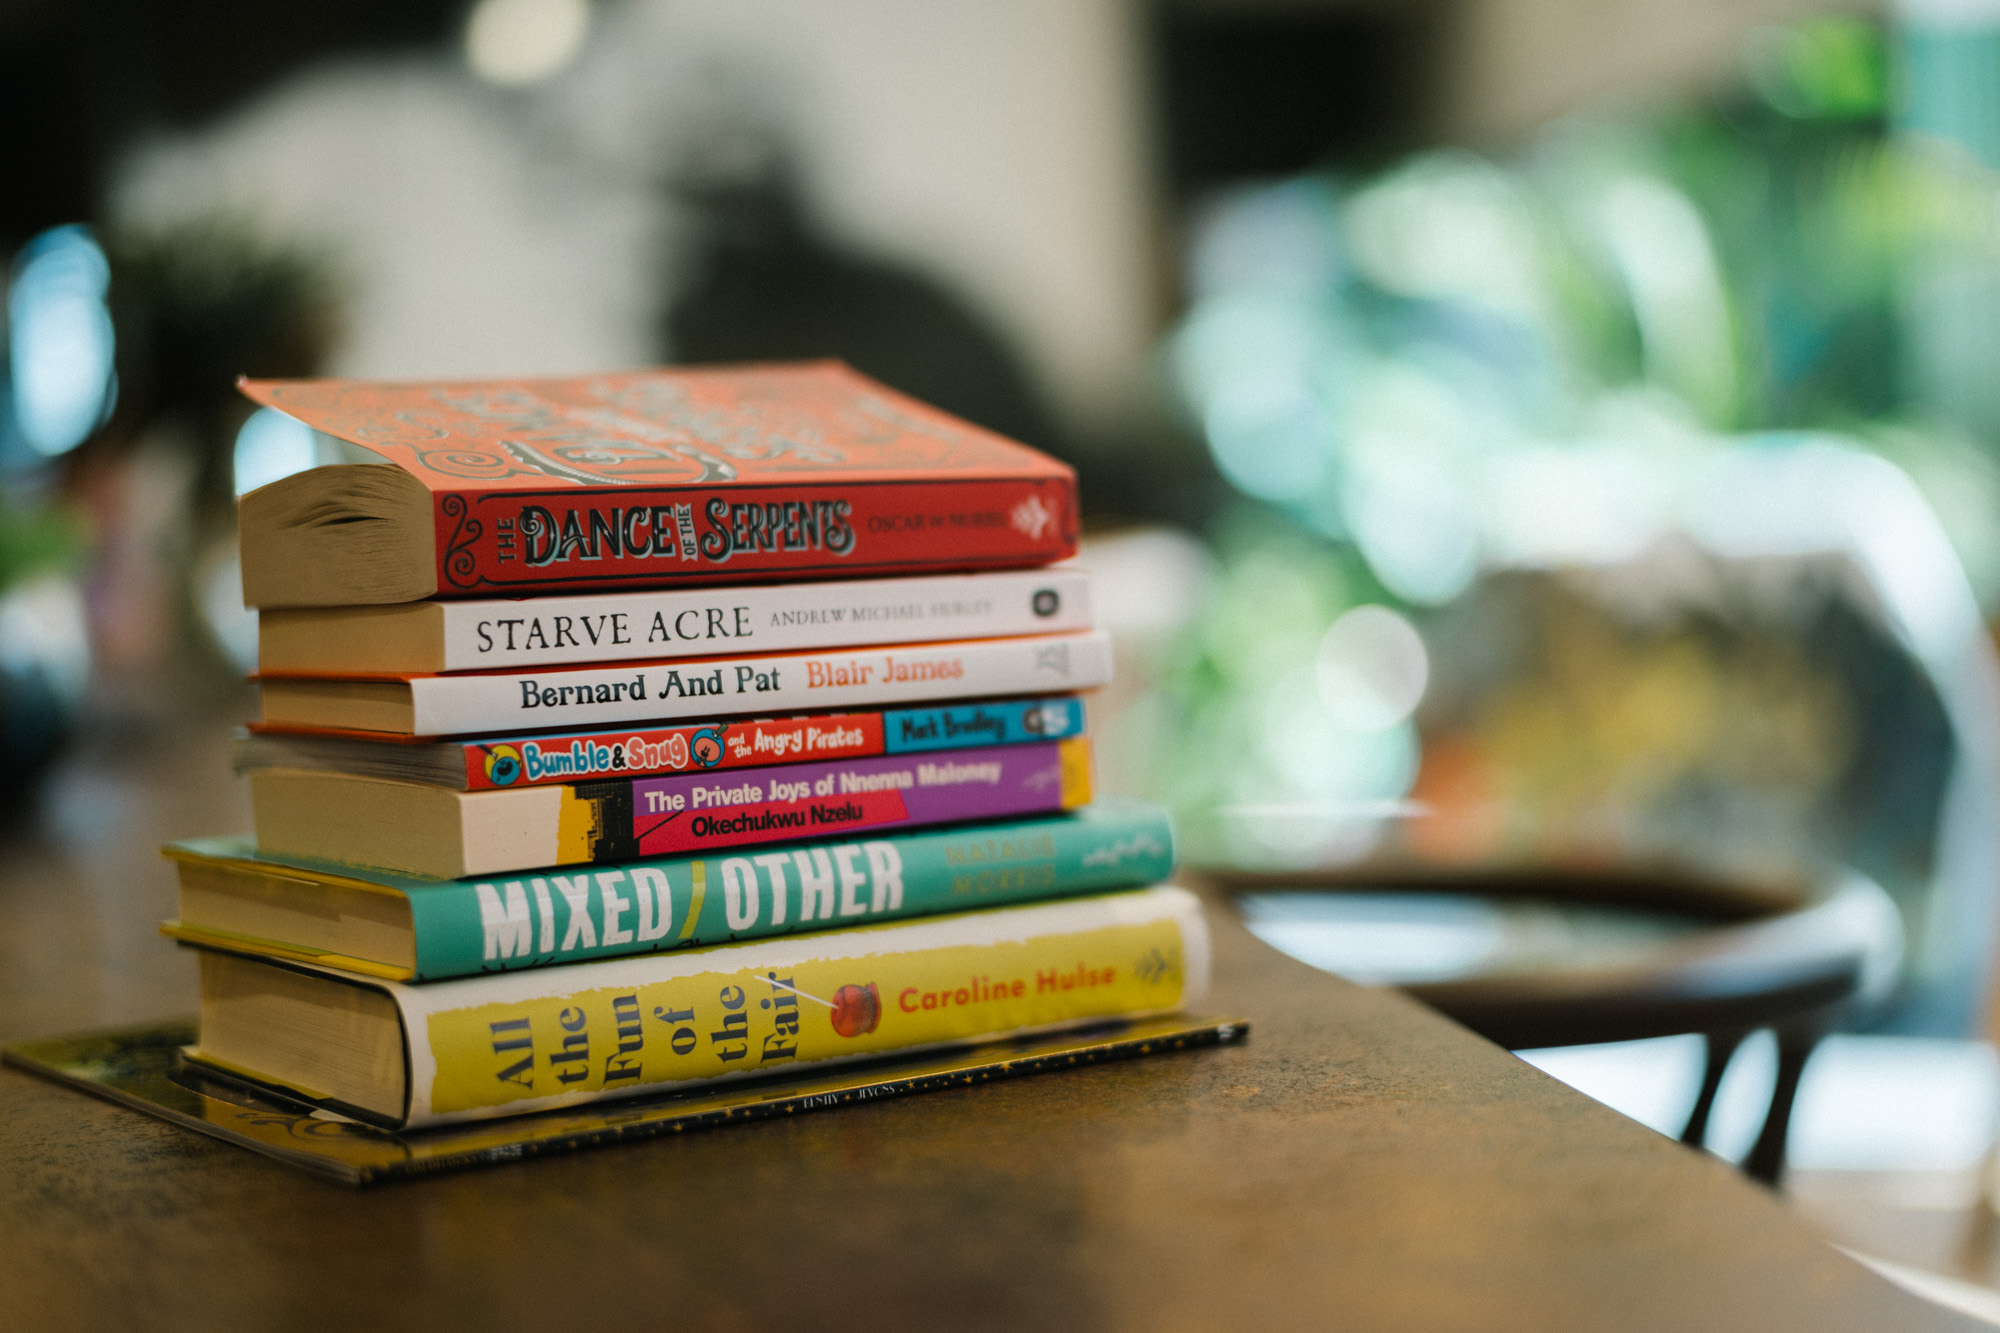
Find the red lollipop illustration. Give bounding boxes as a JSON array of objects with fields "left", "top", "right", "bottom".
[
  {"left": 758, "top": 974, "right": 882, "bottom": 1039},
  {"left": 830, "top": 983, "right": 881, "bottom": 1038}
]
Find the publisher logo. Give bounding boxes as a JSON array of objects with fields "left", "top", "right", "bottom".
[
  {"left": 1021, "top": 701, "right": 1070, "bottom": 735},
  {"left": 1010, "top": 494, "right": 1054, "bottom": 541},
  {"left": 483, "top": 744, "right": 523, "bottom": 786},
  {"left": 1031, "top": 588, "right": 1060, "bottom": 617},
  {"left": 690, "top": 727, "right": 727, "bottom": 768}
]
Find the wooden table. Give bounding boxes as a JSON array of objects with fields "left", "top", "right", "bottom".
[{"left": 0, "top": 707, "right": 1980, "bottom": 1331}]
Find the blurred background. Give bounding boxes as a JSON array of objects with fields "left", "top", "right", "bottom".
[{"left": 18, "top": 0, "right": 2000, "bottom": 1304}]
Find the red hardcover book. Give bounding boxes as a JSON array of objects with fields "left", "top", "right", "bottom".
[{"left": 235, "top": 361, "right": 1077, "bottom": 608}]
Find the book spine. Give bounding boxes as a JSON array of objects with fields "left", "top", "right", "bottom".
[
  {"left": 399, "top": 886, "right": 1206, "bottom": 1127},
  {"left": 458, "top": 696, "right": 1085, "bottom": 790},
  {"left": 401, "top": 631, "right": 1110, "bottom": 736},
  {"left": 405, "top": 801, "right": 1177, "bottom": 979},
  {"left": 885, "top": 696, "right": 1087, "bottom": 751},
  {"left": 434, "top": 476, "right": 1077, "bottom": 598},
  {"left": 430, "top": 568, "right": 1090, "bottom": 672},
  {"left": 573, "top": 737, "right": 1091, "bottom": 859}
]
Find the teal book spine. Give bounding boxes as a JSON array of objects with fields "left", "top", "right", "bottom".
[{"left": 177, "top": 802, "right": 1176, "bottom": 981}]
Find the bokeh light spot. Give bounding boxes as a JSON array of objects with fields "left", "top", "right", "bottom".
[
  {"left": 466, "top": 0, "right": 590, "bottom": 87},
  {"left": 1315, "top": 604, "right": 1429, "bottom": 732},
  {"left": 9, "top": 226, "right": 116, "bottom": 459}
]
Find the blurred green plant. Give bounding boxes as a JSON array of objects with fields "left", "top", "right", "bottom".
[
  {"left": 1167, "top": 15, "right": 2000, "bottom": 609},
  {"left": 0, "top": 498, "right": 82, "bottom": 590},
  {"left": 1747, "top": 17, "right": 1888, "bottom": 121},
  {"left": 1147, "top": 10, "right": 1996, "bottom": 905}
]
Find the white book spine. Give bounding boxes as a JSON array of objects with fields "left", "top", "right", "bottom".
[
  {"left": 431, "top": 568, "right": 1092, "bottom": 671},
  {"left": 406, "top": 630, "right": 1112, "bottom": 736}
]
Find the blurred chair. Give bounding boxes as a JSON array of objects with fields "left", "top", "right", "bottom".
[
  {"left": 1218, "top": 863, "right": 1902, "bottom": 1183},
  {"left": 1668, "top": 442, "right": 2000, "bottom": 1036},
  {"left": 1167, "top": 153, "right": 2000, "bottom": 1038}
]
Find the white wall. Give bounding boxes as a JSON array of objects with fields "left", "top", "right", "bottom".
[
  {"left": 573, "top": 0, "right": 1159, "bottom": 436},
  {"left": 111, "top": 0, "right": 1159, "bottom": 441}
]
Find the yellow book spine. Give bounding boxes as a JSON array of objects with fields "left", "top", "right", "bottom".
[
  {"left": 1057, "top": 735, "right": 1093, "bottom": 808},
  {"left": 409, "top": 887, "right": 1201, "bottom": 1124}
]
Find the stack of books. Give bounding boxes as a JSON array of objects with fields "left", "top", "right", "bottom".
[{"left": 164, "top": 362, "right": 1205, "bottom": 1132}]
